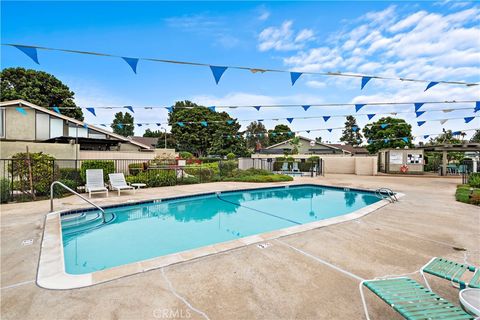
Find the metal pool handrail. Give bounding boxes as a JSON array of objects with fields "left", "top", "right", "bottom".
[
  {"left": 50, "top": 181, "right": 106, "bottom": 223},
  {"left": 375, "top": 188, "right": 398, "bottom": 203}
]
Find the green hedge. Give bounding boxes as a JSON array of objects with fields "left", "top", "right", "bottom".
[
  {"left": 224, "top": 174, "right": 293, "bottom": 183},
  {"left": 125, "top": 170, "right": 176, "bottom": 187},
  {"left": 456, "top": 185, "right": 480, "bottom": 206},
  {"left": 183, "top": 167, "right": 214, "bottom": 182},
  {"left": 80, "top": 160, "right": 115, "bottom": 183},
  {"left": 468, "top": 173, "right": 480, "bottom": 188},
  {"left": 10, "top": 152, "right": 58, "bottom": 196},
  {"left": 0, "top": 178, "right": 10, "bottom": 203},
  {"left": 198, "top": 157, "right": 223, "bottom": 163},
  {"left": 218, "top": 160, "right": 237, "bottom": 177},
  {"left": 128, "top": 163, "right": 144, "bottom": 176}
]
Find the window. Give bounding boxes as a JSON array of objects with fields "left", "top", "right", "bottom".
[
  {"left": 36, "top": 112, "right": 50, "bottom": 140},
  {"left": 50, "top": 118, "right": 64, "bottom": 138},
  {"left": 68, "top": 125, "right": 88, "bottom": 138},
  {"left": 0, "top": 108, "right": 5, "bottom": 138}
]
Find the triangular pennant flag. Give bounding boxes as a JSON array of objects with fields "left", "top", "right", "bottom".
[
  {"left": 177, "top": 122, "right": 185, "bottom": 127},
  {"left": 165, "top": 106, "right": 173, "bottom": 113},
  {"left": 352, "top": 126, "right": 358, "bottom": 132},
  {"left": 100, "top": 124, "right": 107, "bottom": 127},
  {"left": 83, "top": 123, "right": 88, "bottom": 129},
  {"left": 306, "top": 130, "right": 311, "bottom": 133},
  {"left": 361, "top": 76, "right": 372, "bottom": 90},
  {"left": 415, "top": 111, "right": 425, "bottom": 117},
  {"left": 440, "top": 119, "right": 448, "bottom": 125},
  {"left": 209, "top": 66, "right": 228, "bottom": 84},
  {"left": 423, "top": 135, "right": 429, "bottom": 139},
  {"left": 270, "top": 132, "right": 276, "bottom": 136},
  {"left": 380, "top": 124, "right": 388, "bottom": 129},
  {"left": 367, "top": 139, "right": 372, "bottom": 144},
  {"left": 86, "top": 107, "right": 96, "bottom": 116},
  {"left": 200, "top": 121, "right": 208, "bottom": 127},
  {"left": 156, "top": 123, "right": 161, "bottom": 126},
  {"left": 286, "top": 118, "right": 294, "bottom": 123},
  {"left": 453, "top": 131, "right": 461, "bottom": 136},
  {"left": 258, "top": 133, "right": 263, "bottom": 138},
  {"left": 417, "top": 121, "right": 426, "bottom": 127},
  {"left": 475, "top": 102, "right": 480, "bottom": 112},
  {"left": 124, "top": 106, "right": 134, "bottom": 113},
  {"left": 424, "top": 81, "right": 439, "bottom": 91},
  {"left": 15, "top": 107, "right": 27, "bottom": 115},
  {"left": 290, "top": 72, "right": 302, "bottom": 86},
  {"left": 122, "top": 57, "right": 139, "bottom": 74},
  {"left": 258, "top": 119, "right": 264, "bottom": 122},
  {"left": 323, "top": 116, "right": 331, "bottom": 122},
  {"left": 208, "top": 106, "right": 216, "bottom": 112},
  {"left": 302, "top": 105, "right": 310, "bottom": 111},
  {"left": 414, "top": 103, "right": 424, "bottom": 112},
  {"left": 13, "top": 45, "right": 39, "bottom": 64},
  {"left": 117, "top": 123, "right": 123, "bottom": 129},
  {"left": 327, "top": 129, "right": 333, "bottom": 132},
  {"left": 52, "top": 106, "right": 61, "bottom": 114},
  {"left": 367, "top": 114, "right": 375, "bottom": 120},
  {"left": 226, "top": 120, "right": 234, "bottom": 125},
  {"left": 253, "top": 106, "right": 261, "bottom": 111},
  {"left": 136, "top": 123, "right": 142, "bottom": 127},
  {"left": 287, "top": 132, "right": 293, "bottom": 136},
  {"left": 402, "top": 137, "right": 409, "bottom": 143},
  {"left": 355, "top": 104, "right": 366, "bottom": 112},
  {"left": 384, "top": 139, "right": 390, "bottom": 143},
  {"left": 442, "top": 109, "right": 453, "bottom": 113},
  {"left": 464, "top": 116, "right": 475, "bottom": 123}
]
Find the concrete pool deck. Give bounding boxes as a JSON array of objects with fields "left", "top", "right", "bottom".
[{"left": 1, "top": 174, "right": 479, "bottom": 319}]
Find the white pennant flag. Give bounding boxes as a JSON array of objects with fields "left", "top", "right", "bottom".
[
  {"left": 440, "top": 119, "right": 448, "bottom": 125},
  {"left": 390, "top": 112, "right": 398, "bottom": 115},
  {"left": 442, "top": 109, "right": 453, "bottom": 113}
]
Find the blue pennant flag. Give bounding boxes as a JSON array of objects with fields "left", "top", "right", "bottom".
[
  {"left": 117, "top": 123, "right": 123, "bottom": 129},
  {"left": 258, "top": 119, "right": 264, "bottom": 122},
  {"left": 452, "top": 131, "right": 461, "bottom": 136},
  {"left": 122, "top": 57, "right": 139, "bottom": 74},
  {"left": 302, "top": 105, "right": 310, "bottom": 111},
  {"left": 210, "top": 66, "right": 228, "bottom": 84},
  {"left": 258, "top": 133, "right": 263, "bottom": 138},
  {"left": 83, "top": 123, "right": 88, "bottom": 129},
  {"left": 13, "top": 45, "right": 39, "bottom": 64},
  {"left": 15, "top": 107, "right": 27, "bottom": 115},
  {"left": 475, "top": 101, "right": 480, "bottom": 113},
  {"left": 361, "top": 76, "right": 372, "bottom": 90},
  {"left": 352, "top": 126, "right": 358, "bottom": 132},
  {"left": 156, "top": 123, "right": 161, "bottom": 126},
  {"left": 124, "top": 106, "right": 134, "bottom": 113},
  {"left": 100, "top": 124, "right": 107, "bottom": 127},
  {"left": 270, "top": 132, "right": 276, "bottom": 136},
  {"left": 402, "top": 137, "right": 409, "bottom": 143},
  {"left": 355, "top": 104, "right": 366, "bottom": 112},
  {"left": 86, "top": 107, "right": 96, "bottom": 116},
  {"left": 208, "top": 106, "right": 216, "bottom": 112},
  {"left": 424, "top": 81, "right": 439, "bottom": 91},
  {"left": 417, "top": 121, "right": 426, "bottom": 126},
  {"left": 414, "top": 103, "right": 424, "bottom": 112},
  {"left": 253, "top": 106, "right": 261, "bottom": 111},
  {"left": 423, "top": 135, "right": 430, "bottom": 139},
  {"left": 367, "top": 114, "right": 375, "bottom": 120},
  {"left": 165, "top": 106, "right": 173, "bottom": 113},
  {"left": 464, "top": 116, "right": 475, "bottom": 123},
  {"left": 177, "top": 122, "right": 185, "bottom": 127},
  {"left": 200, "top": 121, "right": 208, "bottom": 127},
  {"left": 415, "top": 111, "right": 425, "bottom": 117},
  {"left": 384, "top": 139, "right": 390, "bottom": 143},
  {"left": 306, "top": 130, "right": 311, "bottom": 133},
  {"left": 290, "top": 72, "right": 302, "bottom": 86},
  {"left": 286, "top": 118, "right": 294, "bottom": 123},
  {"left": 137, "top": 123, "right": 142, "bottom": 127},
  {"left": 52, "top": 106, "right": 61, "bottom": 114},
  {"left": 380, "top": 123, "right": 389, "bottom": 129},
  {"left": 327, "top": 129, "right": 333, "bottom": 132},
  {"left": 226, "top": 120, "right": 234, "bottom": 125},
  {"left": 323, "top": 116, "right": 331, "bottom": 122},
  {"left": 287, "top": 132, "right": 293, "bottom": 136}
]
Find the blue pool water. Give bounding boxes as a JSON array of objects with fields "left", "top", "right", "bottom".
[{"left": 61, "top": 185, "right": 380, "bottom": 274}]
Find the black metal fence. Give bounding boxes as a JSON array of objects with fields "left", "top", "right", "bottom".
[
  {"left": 239, "top": 157, "right": 324, "bottom": 177},
  {"left": 461, "top": 159, "right": 475, "bottom": 184}
]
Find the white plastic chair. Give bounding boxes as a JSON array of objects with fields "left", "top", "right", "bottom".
[
  {"left": 109, "top": 173, "right": 135, "bottom": 196},
  {"left": 85, "top": 169, "right": 108, "bottom": 198}
]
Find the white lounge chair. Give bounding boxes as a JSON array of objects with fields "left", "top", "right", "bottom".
[
  {"left": 109, "top": 173, "right": 135, "bottom": 196},
  {"left": 85, "top": 169, "right": 108, "bottom": 198},
  {"left": 281, "top": 162, "right": 289, "bottom": 172},
  {"left": 292, "top": 162, "right": 300, "bottom": 172}
]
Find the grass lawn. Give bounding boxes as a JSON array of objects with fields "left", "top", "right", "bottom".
[{"left": 455, "top": 185, "right": 480, "bottom": 206}]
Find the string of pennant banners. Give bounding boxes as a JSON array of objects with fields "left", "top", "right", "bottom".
[{"left": 4, "top": 43, "right": 479, "bottom": 91}]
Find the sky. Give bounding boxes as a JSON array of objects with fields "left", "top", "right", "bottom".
[{"left": 1, "top": 0, "right": 479, "bottom": 143}]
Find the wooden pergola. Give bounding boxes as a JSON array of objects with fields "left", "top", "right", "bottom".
[{"left": 418, "top": 143, "right": 480, "bottom": 176}]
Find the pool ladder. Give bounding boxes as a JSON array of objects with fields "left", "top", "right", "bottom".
[
  {"left": 375, "top": 188, "right": 398, "bottom": 203},
  {"left": 50, "top": 181, "right": 106, "bottom": 223}
]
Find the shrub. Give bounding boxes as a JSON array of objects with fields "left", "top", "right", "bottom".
[
  {"left": 125, "top": 169, "right": 176, "bottom": 187},
  {"left": 10, "top": 152, "right": 59, "bottom": 196},
  {"left": 218, "top": 160, "right": 237, "bottom": 177},
  {"left": 468, "top": 173, "right": 480, "bottom": 188},
  {"left": 198, "top": 157, "right": 223, "bottom": 163},
  {"left": 184, "top": 167, "right": 214, "bottom": 182},
  {"left": 226, "top": 153, "right": 236, "bottom": 160},
  {"left": 0, "top": 178, "right": 11, "bottom": 203},
  {"left": 179, "top": 176, "right": 200, "bottom": 185},
  {"left": 128, "top": 163, "right": 144, "bottom": 176},
  {"left": 231, "top": 168, "right": 271, "bottom": 177},
  {"left": 53, "top": 179, "right": 78, "bottom": 197},
  {"left": 224, "top": 174, "right": 293, "bottom": 183},
  {"left": 59, "top": 168, "right": 82, "bottom": 182},
  {"left": 80, "top": 160, "right": 115, "bottom": 183},
  {"left": 179, "top": 151, "right": 194, "bottom": 159}
]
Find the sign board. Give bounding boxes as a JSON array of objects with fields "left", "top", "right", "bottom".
[
  {"left": 389, "top": 151, "right": 403, "bottom": 164},
  {"left": 407, "top": 153, "right": 423, "bottom": 164}
]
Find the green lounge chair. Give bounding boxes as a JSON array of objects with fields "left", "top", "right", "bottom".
[
  {"left": 360, "top": 277, "right": 474, "bottom": 320},
  {"left": 420, "top": 257, "right": 479, "bottom": 290}
]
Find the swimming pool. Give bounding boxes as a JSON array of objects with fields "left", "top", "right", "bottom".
[{"left": 61, "top": 184, "right": 381, "bottom": 275}]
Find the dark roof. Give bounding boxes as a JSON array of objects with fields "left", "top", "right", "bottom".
[
  {"left": 328, "top": 144, "right": 369, "bottom": 154},
  {"left": 130, "top": 136, "right": 159, "bottom": 149},
  {"left": 42, "top": 136, "right": 121, "bottom": 145}
]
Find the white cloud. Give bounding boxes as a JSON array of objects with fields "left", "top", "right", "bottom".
[{"left": 258, "top": 20, "right": 315, "bottom": 51}]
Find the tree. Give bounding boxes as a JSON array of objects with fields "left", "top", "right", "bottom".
[
  {"left": 0, "top": 67, "right": 83, "bottom": 120},
  {"left": 111, "top": 112, "right": 134, "bottom": 137},
  {"left": 289, "top": 136, "right": 301, "bottom": 155},
  {"left": 426, "top": 130, "right": 464, "bottom": 163},
  {"left": 168, "top": 101, "right": 247, "bottom": 157},
  {"left": 245, "top": 121, "right": 268, "bottom": 151},
  {"left": 143, "top": 129, "right": 177, "bottom": 149},
  {"left": 363, "top": 117, "right": 413, "bottom": 154},
  {"left": 267, "top": 124, "right": 294, "bottom": 145},
  {"left": 471, "top": 130, "right": 480, "bottom": 143},
  {"left": 340, "top": 115, "right": 362, "bottom": 146}
]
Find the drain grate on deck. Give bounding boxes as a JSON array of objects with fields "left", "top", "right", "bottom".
[
  {"left": 21, "top": 239, "right": 33, "bottom": 246},
  {"left": 257, "top": 242, "right": 272, "bottom": 249}
]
